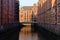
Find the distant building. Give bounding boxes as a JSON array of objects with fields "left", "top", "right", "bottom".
[
  {"left": 19, "top": 6, "right": 33, "bottom": 22},
  {"left": 19, "top": 3, "right": 38, "bottom": 22}
]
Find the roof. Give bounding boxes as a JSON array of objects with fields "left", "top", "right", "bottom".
[{"left": 21, "top": 6, "right": 33, "bottom": 10}]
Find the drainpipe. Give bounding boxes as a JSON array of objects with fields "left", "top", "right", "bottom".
[{"left": 55, "top": 0, "right": 57, "bottom": 25}]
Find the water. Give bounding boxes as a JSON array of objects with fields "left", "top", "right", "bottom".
[
  {"left": 19, "top": 23, "right": 59, "bottom": 40},
  {"left": 19, "top": 25, "right": 39, "bottom": 40},
  {"left": 19, "top": 32, "right": 38, "bottom": 40}
]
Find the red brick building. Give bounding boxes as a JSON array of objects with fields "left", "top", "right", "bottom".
[
  {"left": 37, "top": 0, "right": 60, "bottom": 34},
  {"left": 37, "top": 0, "right": 57, "bottom": 24},
  {"left": 19, "top": 6, "right": 33, "bottom": 22},
  {"left": 19, "top": 4, "right": 38, "bottom": 22},
  {"left": 0, "top": 0, "right": 19, "bottom": 26}
]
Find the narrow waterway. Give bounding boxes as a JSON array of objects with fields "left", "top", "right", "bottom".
[
  {"left": 19, "top": 23, "right": 48, "bottom": 40},
  {"left": 19, "top": 24, "right": 39, "bottom": 40},
  {"left": 19, "top": 23, "right": 59, "bottom": 40}
]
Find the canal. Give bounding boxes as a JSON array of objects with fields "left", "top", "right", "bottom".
[
  {"left": 19, "top": 24, "right": 46, "bottom": 40},
  {"left": 19, "top": 23, "right": 60, "bottom": 40}
]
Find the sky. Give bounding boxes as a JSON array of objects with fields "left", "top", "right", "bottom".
[{"left": 19, "top": 0, "right": 38, "bottom": 6}]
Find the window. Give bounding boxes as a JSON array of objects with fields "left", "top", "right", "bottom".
[
  {"left": 21, "top": 12, "right": 23, "bottom": 13},
  {"left": 51, "top": 8, "right": 55, "bottom": 12},
  {"left": 21, "top": 15, "right": 23, "bottom": 17},
  {"left": 58, "top": 6, "right": 60, "bottom": 13},
  {"left": 57, "top": 5, "right": 60, "bottom": 23},
  {"left": 34, "top": 19, "right": 36, "bottom": 22}
]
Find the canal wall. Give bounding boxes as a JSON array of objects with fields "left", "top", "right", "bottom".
[
  {"left": 31, "top": 23, "right": 60, "bottom": 40},
  {"left": 0, "top": 22, "right": 23, "bottom": 40}
]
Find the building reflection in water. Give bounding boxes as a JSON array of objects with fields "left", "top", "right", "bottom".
[{"left": 19, "top": 26, "right": 39, "bottom": 40}]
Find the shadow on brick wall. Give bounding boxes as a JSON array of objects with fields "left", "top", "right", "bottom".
[{"left": 0, "top": 22, "right": 23, "bottom": 40}]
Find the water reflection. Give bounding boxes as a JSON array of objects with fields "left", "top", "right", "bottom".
[{"left": 19, "top": 27, "right": 38, "bottom": 40}]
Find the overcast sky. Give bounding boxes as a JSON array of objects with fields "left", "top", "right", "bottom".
[{"left": 19, "top": 0, "right": 38, "bottom": 6}]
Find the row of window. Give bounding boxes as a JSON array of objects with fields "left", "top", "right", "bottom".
[{"left": 38, "top": 4, "right": 60, "bottom": 24}]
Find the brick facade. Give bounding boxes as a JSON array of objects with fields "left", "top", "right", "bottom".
[
  {"left": 20, "top": 9, "right": 32, "bottom": 22},
  {"left": 37, "top": 0, "right": 59, "bottom": 24},
  {"left": 37, "top": 0, "right": 60, "bottom": 34},
  {"left": 20, "top": 4, "right": 38, "bottom": 22},
  {"left": 0, "top": 0, "right": 19, "bottom": 26}
]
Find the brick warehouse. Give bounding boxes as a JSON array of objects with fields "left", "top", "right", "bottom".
[
  {"left": 0, "top": 0, "right": 19, "bottom": 26},
  {"left": 20, "top": 6, "right": 33, "bottom": 22},
  {"left": 19, "top": 3, "right": 38, "bottom": 22},
  {"left": 37, "top": 0, "right": 60, "bottom": 35}
]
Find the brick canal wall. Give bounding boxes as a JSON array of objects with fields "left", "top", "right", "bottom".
[
  {"left": 31, "top": 23, "right": 60, "bottom": 40},
  {"left": 0, "top": 22, "right": 23, "bottom": 40}
]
